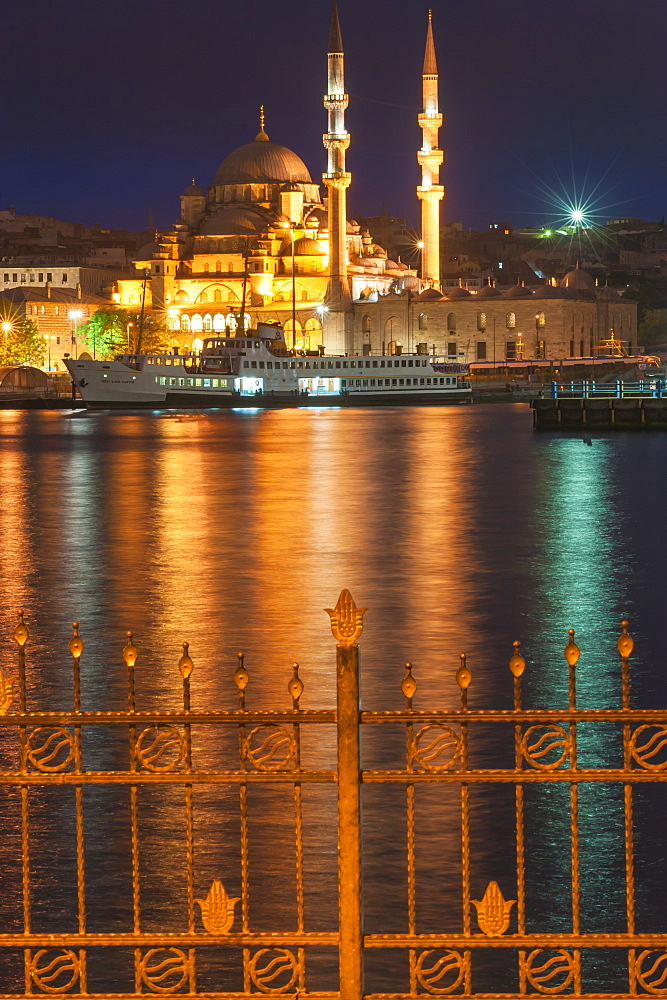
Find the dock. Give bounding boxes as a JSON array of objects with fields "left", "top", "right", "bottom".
[{"left": 532, "top": 379, "right": 667, "bottom": 429}]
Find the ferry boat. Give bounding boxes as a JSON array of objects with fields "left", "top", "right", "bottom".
[{"left": 65, "top": 323, "right": 471, "bottom": 409}]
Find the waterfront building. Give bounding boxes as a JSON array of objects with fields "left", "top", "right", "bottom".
[
  {"left": 111, "top": 4, "right": 636, "bottom": 363},
  {"left": 0, "top": 285, "right": 107, "bottom": 370}
]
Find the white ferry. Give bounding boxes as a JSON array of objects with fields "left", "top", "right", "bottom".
[{"left": 65, "top": 323, "right": 471, "bottom": 409}]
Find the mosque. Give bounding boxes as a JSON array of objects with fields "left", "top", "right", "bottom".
[{"left": 115, "top": 3, "right": 637, "bottom": 362}]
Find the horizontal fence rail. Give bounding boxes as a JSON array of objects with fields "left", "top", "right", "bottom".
[
  {"left": 551, "top": 380, "right": 667, "bottom": 398},
  {"left": 0, "top": 596, "right": 665, "bottom": 998}
]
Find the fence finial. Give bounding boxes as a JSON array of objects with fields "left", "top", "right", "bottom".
[
  {"left": 509, "top": 641, "right": 525, "bottom": 678},
  {"left": 564, "top": 629, "right": 580, "bottom": 666},
  {"left": 456, "top": 653, "right": 472, "bottom": 690},
  {"left": 123, "top": 631, "right": 138, "bottom": 668},
  {"left": 618, "top": 620, "right": 634, "bottom": 659},
  {"left": 325, "top": 589, "right": 367, "bottom": 646},
  {"left": 68, "top": 622, "right": 84, "bottom": 660},
  {"left": 13, "top": 610, "right": 28, "bottom": 647},
  {"left": 288, "top": 662, "right": 304, "bottom": 707},
  {"left": 401, "top": 662, "right": 417, "bottom": 703},
  {"left": 234, "top": 652, "right": 249, "bottom": 691},
  {"left": 178, "top": 641, "right": 193, "bottom": 679}
]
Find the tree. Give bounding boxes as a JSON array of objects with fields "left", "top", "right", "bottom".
[
  {"left": 134, "top": 314, "right": 173, "bottom": 355},
  {"left": 79, "top": 308, "right": 130, "bottom": 359},
  {"left": 638, "top": 309, "right": 667, "bottom": 348},
  {"left": 0, "top": 319, "right": 46, "bottom": 367}
]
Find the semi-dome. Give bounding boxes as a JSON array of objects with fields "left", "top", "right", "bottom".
[
  {"left": 446, "top": 286, "right": 472, "bottom": 299},
  {"left": 214, "top": 137, "right": 312, "bottom": 186},
  {"left": 198, "top": 206, "right": 268, "bottom": 236},
  {"left": 596, "top": 284, "right": 621, "bottom": 301}
]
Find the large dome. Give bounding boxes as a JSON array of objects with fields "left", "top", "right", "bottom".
[{"left": 214, "top": 137, "right": 312, "bottom": 186}]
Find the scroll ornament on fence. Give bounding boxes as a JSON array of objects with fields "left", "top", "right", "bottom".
[
  {"left": 0, "top": 667, "right": 13, "bottom": 715},
  {"left": 196, "top": 880, "right": 239, "bottom": 934},
  {"left": 472, "top": 881, "right": 515, "bottom": 936},
  {"left": 325, "top": 589, "right": 367, "bottom": 645}
]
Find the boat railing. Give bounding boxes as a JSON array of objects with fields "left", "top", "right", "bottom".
[{"left": 551, "top": 379, "right": 667, "bottom": 399}]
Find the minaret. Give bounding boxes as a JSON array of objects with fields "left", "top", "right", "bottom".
[
  {"left": 323, "top": 0, "right": 352, "bottom": 354},
  {"left": 417, "top": 10, "right": 444, "bottom": 286}
]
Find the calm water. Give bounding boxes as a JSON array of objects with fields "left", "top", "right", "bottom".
[{"left": 0, "top": 403, "right": 665, "bottom": 993}]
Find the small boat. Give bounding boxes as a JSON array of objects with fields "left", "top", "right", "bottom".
[{"left": 65, "top": 323, "right": 472, "bottom": 409}]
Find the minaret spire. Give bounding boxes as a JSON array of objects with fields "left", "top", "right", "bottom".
[
  {"left": 256, "top": 104, "right": 269, "bottom": 141},
  {"left": 417, "top": 9, "right": 444, "bottom": 286},
  {"left": 323, "top": 0, "right": 352, "bottom": 354}
]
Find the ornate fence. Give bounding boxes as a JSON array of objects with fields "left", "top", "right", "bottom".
[{"left": 0, "top": 591, "right": 665, "bottom": 998}]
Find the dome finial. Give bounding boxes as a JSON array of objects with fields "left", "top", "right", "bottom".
[{"left": 255, "top": 105, "right": 269, "bottom": 142}]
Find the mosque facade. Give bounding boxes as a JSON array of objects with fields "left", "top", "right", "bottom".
[{"left": 114, "top": 3, "right": 637, "bottom": 361}]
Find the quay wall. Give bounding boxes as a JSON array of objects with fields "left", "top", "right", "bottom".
[{"left": 532, "top": 396, "right": 667, "bottom": 429}]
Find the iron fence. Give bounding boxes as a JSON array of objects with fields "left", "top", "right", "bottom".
[{"left": 0, "top": 592, "right": 665, "bottom": 998}]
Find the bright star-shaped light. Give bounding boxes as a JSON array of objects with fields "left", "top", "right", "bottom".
[{"left": 570, "top": 209, "right": 584, "bottom": 224}]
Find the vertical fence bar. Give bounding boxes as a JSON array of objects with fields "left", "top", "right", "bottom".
[
  {"left": 401, "top": 663, "right": 417, "bottom": 995},
  {"left": 233, "top": 653, "right": 251, "bottom": 994},
  {"left": 456, "top": 655, "right": 472, "bottom": 995},
  {"left": 564, "top": 630, "right": 581, "bottom": 993},
  {"left": 618, "top": 622, "right": 636, "bottom": 991},
  {"left": 179, "top": 643, "right": 197, "bottom": 994},
  {"left": 289, "top": 663, "right": 306, "bottom": 992},
  {"left": 14, "top": 614, "right": 31, "bottom": 995},
  {"left": 510, "top": 643, "right": 527, "bottom": 995},
  {"left": 122, "top": 633, "right": 141, "bottom": 993},
  {"left": 326, "top": 590, "right": 365, "bottom": 1000}
]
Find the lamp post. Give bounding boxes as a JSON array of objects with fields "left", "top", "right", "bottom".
[
  {"left": 126, "top": 320, "right": 134, "bottom": 352},
  {"left": 282, "top": 221, "right": 297, "bottom": 351},
  {"left": 45, "top": 335, "right": 56, "bottom": 371},
  {"left": 69, "top": 309, "right": 83, "bottom": 359},
  {"left": 416, "top": 240, "right": 425, "bottom": 281}
]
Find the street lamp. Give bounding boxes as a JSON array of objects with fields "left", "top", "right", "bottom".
[
  {"left": 1, "top": 321, "right": 11, "bottom": 352},
  {"left": 281, "top": 221, "right": 297, "bottom": 351},
  {"left": 69, "top": 310, "right": 83, "bottom": 359},
  {"left": 45, "top": 335, "right": 56, "bottom": 371},
  {"left": 416, "top": 240, "right": 425, "bottom": 281},
  {"left": 126, "top": 320, "right": 134, "bottom": 352}
]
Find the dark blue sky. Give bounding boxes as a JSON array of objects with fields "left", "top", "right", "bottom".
[{"left": 1, "top": 0, "right": 664, "bottom": 233}]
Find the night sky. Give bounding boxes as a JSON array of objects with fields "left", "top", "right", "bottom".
[{"left": 1, "top": 0, "right": 665, "bottom": 234}]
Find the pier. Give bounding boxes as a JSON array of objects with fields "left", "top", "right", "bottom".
[{"left": 532, "top": 380, "right": 667, "bottom": 428}]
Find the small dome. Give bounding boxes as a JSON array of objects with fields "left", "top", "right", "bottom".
[
  {"left": 305, "top": 208, "right": 327, "bottom": 227},
  {"left": 534, "top": 283, "right": 568, "bottom": 299},
  {"left": 596, "top": 284, "right": 621, "bottom": 301},
  {"left": 560, "top": 265, "right": 595, "bottom": 292},
  {"left": 414, "top": 287, "right": 446, "bottom": 301},
  {"left": 182, "top": 180, "right": 205, "bottom": 197},
  {"left": 475, "top": 283, "right": 502, "bottom": 298},
  {"left": 214, "top": 138, "right": 312, "bottom": 186},
  {"left": 280, "top": 180, "right": 302, "bottom": 193},
  {"left": 503, "top": 283, "right": 534, "bottom": 298},
  {"left": 373, "top": 247, "right": 387, "bottom": 258},
  {"left": 135, "top": 241, "right": 160, "bottom": 259},
  {"left": 293, "top": 237, "right": 325, "bottom": 256},
  {"left": 446, "top": 286, "right": 472, "bottom": 299},
  {"left": 385, "top": 260, "right": 400, "bottom": 270}
]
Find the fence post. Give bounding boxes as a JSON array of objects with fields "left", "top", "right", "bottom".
[{"left": 326, "top": 589, "right": 366, "bottom": 1000}]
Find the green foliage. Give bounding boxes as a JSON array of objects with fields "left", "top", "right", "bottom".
[
  {"left": 638, "top": 309, "right": 667, "bottom": 347},
  {"left": 79, "top": 308, "right": 129, "bottom": 359},
  {"left": 0, "top": 319, "right": 46, "bottom": 368},
  {"left": 134, "top": 315, "right": 173, "bottom": 355}
]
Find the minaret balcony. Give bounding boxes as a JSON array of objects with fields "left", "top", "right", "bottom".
[
  {"left": 418, "top": 112, "right": 443, "bottom": 128},
  {"left": 323, "top": 172, "right": 352, "bottom": 189},
  {"left": 417, "top": 150, "right": 444, "bottom": 169},
  {"left": 417, "top": 185, "right": 444, "bottom": 200},
  {"left": 324, "top": 94, "right": 349, "bottom": 110},
  {"left": 323, "top": 134, "right": 350, "bottom": 151}
]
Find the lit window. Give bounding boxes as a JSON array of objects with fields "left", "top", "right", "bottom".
[{"left": 506, "top": 312, "right": 516, "bottom": 329}]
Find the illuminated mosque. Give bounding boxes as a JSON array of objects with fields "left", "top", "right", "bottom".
[{"left": 116, "top": 2, "right": 637, "bottom": 361}]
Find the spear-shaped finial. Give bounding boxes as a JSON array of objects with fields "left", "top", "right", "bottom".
[
  {"left": 423, "top": 8, "right": 438, "bottom": 75},
  {"left": 256, "top": 105, "right": 269, "bottom": 142},
  {"left": 329, "top": 0, "right": 343, "bottom": 53}
]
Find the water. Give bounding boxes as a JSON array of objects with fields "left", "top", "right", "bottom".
[{"left": 0, "top": 403, "right": 665, "bottom": 994}]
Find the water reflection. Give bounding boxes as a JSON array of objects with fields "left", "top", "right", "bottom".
[{"left": 0, "top": 405, "right": 665, "bottom": 993}]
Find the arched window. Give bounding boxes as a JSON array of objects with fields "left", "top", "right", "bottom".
[
  {"left": 129, "top": 293, "right": 138, "bottom": 304},
  {"left": 362, "top": 315, "right": 372, "bottom": 335},
  {"left": 229, "top": 262, "right": 234, "bottom": 273},
  {"left": 536, "top": 311, "right": 546, "bottom": 327},
  {"left": 203, "top": 314, "right": 212, "bottom": 332},
  {"left": 213, "top": 313, "right": 225, "bottom": 331},
  {"left": 175, "top": 290, "right": 189, "bottom": 303},
  {"left": 216, "top": 261, "right": 222, "bottom": 273},
  {"left": 418, "top": 313, "right": 427, "bottom": 331},
  {"left": 55, "top": 305, "right": 60, "bottom": 316},
  {"left": 477, "top": 312, "right": 487, "bottom": 332},
  {"left": 199, "top": 292, "right": 208, "bottom": 304},
  {"left": 226, "top": 313, "right": 237, "bottom": 331},
  {"left": 214, "top": 288, "right": 222, "bottom": 302},
  {"left": 506, "top": 312, "right": 516, "bottom": 329},
  {"left": 301, "top": 290, "right": 309, "bottom": 301},
  {"left": 193, "top": 338, "right": 204, "bottom": 351},
  {"left": 447, "top": 311, "right": 456, "bottom": 332},
  {"left": 166, "top": 315, "right": 179, "bottom": 330},
  {"left": 275, "top": 292, "right": 284, "bottom": 302},
  {"left": 180, "top": 315, "right": 190, "bottom": 332},
  {"left": 305, "top": 318, "right": 322, "bottom": 335},
  {"left": 245, "top": 187, "right": 252, "bottom": 202},
  {"left": 203, "top": 263, "right": 209, "bottom": 273},
  {"left": 191, "top": 314, "right": 203, "bottom": 332}
]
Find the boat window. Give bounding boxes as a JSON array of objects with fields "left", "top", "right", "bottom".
[
  {"left": 343, "top": 362, "right": 348, "bottom": 369},
  {"left": 255, "top": 342, "right": 260, "bottom": 348},
  {"left": 259, "top": 362, "right": 265, "bottom": 369},
  {"left": 427, "top": 378, "right": 432, "bottom": 385},
  {"left": 195, "top": 379, "right": 202, "bottom": 387},
  {"left": 399, "top": 378, "right": 404, "bottom": 386},
  {"left": 243, "top": 361, "right": 249, "bottom": 368},
  {"left": 420, "top": 378, "right": 425, "bottom": 385},
  {"left": 385, "top": 379, "right": 390, "bottom": 386},
  {"left": 401, "top": 361, "right": 406, "bottom": 368},
  {"left": 335, "top": 362, "right": 341, "bottom": 369},
  {"left": 283, "top": 362, "right": 289, "bottom": 369},
  {"left": 203, "top": 379, "right": 211, "bottom": 387},
  {"left": 370, "top": 379, "right": 376, "bottom": 386},
  {"left": 372, "top": 361, "right": 378, "bottom": 368},
  {"left": 251, "top": 361, "right": 257, "bottom": 368},
  {"left": 266, "top": 362, "right": 272, "bottom": 369},
  {"left": 392, "top": 379, "right": 397, "bottom": 386}
]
